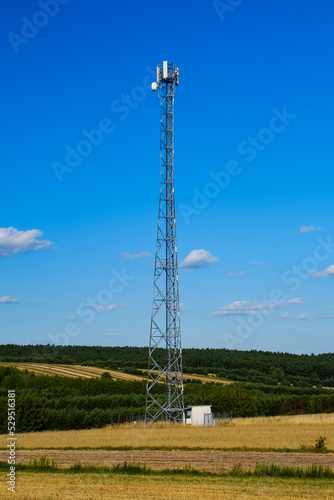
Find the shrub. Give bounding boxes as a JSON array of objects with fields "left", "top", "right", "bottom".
[{"left": 314, "top": 436, "right": 327, "bottom": 452}]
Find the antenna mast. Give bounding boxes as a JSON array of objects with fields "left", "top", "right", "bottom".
[{"left": 145, "top": 61, "right": 184, "bottom": 424}]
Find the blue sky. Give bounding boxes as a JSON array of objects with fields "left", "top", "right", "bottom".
[{"left": 1, "top": 0, "right": 334, "bottom": 354}]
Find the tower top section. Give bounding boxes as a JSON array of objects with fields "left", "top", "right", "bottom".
[{"left": 151, "top": 61, "right": 179, "bottom": 91}]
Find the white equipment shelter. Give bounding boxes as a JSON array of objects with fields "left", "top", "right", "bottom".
[{"left": 185, "top": 405, "right": 214, "bottom": 426}]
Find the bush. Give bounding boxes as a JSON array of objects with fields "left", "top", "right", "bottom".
[{"left": 314, "top": 436, "right": 327, "bottom": 452}]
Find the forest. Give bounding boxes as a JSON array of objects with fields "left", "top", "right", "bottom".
[
  {"left": 1, "top": 344, "right": 334, "bottom": 387},
  {"left": 1, "top": 362, "right": 334, "bottom": 433}
]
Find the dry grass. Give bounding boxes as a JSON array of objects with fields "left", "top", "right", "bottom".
[
  {"left": 230, "top": 413, "right": 334, "bottom": 427},
  {"left": 0, "top": 362, "right": 232, "bottom": 385},
  {"left": 143, "top": 368, "right": 233, "bottom": 385},
  {"left": 0, "top": 362, "right": 145, "bottom": 381},
  {"left": 1, "top": 473, "right": 334, "bottom": 499},
  {"left": 9, "top": 414, "right": 334, "bottom": 451}
]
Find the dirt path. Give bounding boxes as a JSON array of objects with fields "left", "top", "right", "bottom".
[{"left": 2, "top": 450, "right": 334, "bottom": 472}]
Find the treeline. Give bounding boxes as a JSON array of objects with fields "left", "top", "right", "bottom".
[
  {"left": 1, "top": 367, "right": 334, "bottom": 433},
  {"left": 0, "top": 367, "right": 150, "bottom": 433},
  {"left": 1, "top": 344, "right": 334, "bottom": 387}
]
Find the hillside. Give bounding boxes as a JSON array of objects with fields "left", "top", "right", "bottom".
[
  {"left": 1, "top": 363, "right": 334, "bottom": 434},
  {"left": 1, "top": 344, "right": 334, "bottom": 387},
  {"left": 0, "top": 362, "right": 232, "bottom": 385}
]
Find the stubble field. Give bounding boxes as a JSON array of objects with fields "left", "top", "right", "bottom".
[
  {"left": 0, "top": 362, "right": 232, "bottom": 385},
  {"left": 2, "top": 474, "right": 334, "bottom": 500},
  {"left": 10, "top": 414, "right": 334, "bottom": 451},
  {"left": 1, "top": 414, "right": 334, "bottom": 499}
]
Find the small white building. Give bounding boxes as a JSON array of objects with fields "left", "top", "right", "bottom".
[{"left": 185, "top": 405, "right": 214, "bottom": 426}]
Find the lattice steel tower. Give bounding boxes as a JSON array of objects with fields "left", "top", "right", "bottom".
[{"left": 145, "top": 61, "right": 184, "bottom": 425}]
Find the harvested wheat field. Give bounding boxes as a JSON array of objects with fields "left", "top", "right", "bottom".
[
  {"left": 0, "top": 362, "right": 232, "bottom": 385},
  {"left": 11, "top": 414, "right": 334, "bottom": 451},
  {"left": 1, "top": 449, "right": 334, "bottom": 472},
  {"left": 0, "top": 362, "right": 146, "bottom": 381},
  {"left": 1, "top": 474, "right": 334, "bottom": 500}
]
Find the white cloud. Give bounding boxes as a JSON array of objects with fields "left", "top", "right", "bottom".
[
  {"left": 180, "top": 249, "right": 218, "bottom": 270},
  {"left": 226, "top": 270, "right": 249, "bottom": 278},
  {"left": 86, "top": 303, "right": 121, "bottom": 311},
  {"left": 0, "top": 296, "right": 18, "bottom": 304},
  {"left": 296, "top": 313, "right": 315, "bottom": 320},
  {"left": 213, "top": 298, "right": 302, "bottom": 316},
  {"left": 213, "top": 300, "right": 273, "bottom": 316},
  {"left": 121, "top": 251, "right": 151, "bottom": 260},
  {"left": 309, "top": 265, "right": 334, "bottom": 278},
  {"left": 281, "top": 312, "right": 316, "bottom": 321},
  {"left": 250, "top": 261, "right": 266, "bottom": 266},
  {"left": 66, "top": 316, "right": 76, "bottom": 320},
  {"left": 285, "top": 298, "right": 303, "bottom": 305},
  {"left": 0, "top": 227, "right": 53, "bottom": 257},
  {"left": 299, "top": 225, "right": 322, "bottom": 234}
]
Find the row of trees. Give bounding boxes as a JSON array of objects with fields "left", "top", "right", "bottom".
[{"left": 0, "top": 366, "right": 334, "bottom": 433}]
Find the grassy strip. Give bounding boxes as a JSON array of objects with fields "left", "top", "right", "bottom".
[
  {"left": 0, "top": 459, "right": 333, "bottom": 479},
  {"left": 0, "top": 445, "right": 332, "bottom": 453}
]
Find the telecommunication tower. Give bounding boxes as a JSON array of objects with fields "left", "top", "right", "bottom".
[{"left": 145, "top": 61, "right": 184, "bottom": 424}]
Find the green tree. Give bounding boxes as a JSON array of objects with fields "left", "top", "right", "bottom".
[{"left": 16, "top": 393, "right": 44, "bottom": 432}]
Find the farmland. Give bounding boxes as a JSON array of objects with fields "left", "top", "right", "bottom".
[
  {"left": 1, "top": 352, "right": 334, "bottom": 498},
  {"left": 0, "top": 362, "right": 145, "bottom": 381},
  {"left": 1, "top": 363, "right": 334, "bottom": 436},
  {"left": 0, "top": 362, "right": 232, "bottom": 385},
  {"left": 1, "top": 416, "right": 334, "bottom": 500},
  {"left": 1, "top": 448, "right": 334, "bottom": 472},
  {"left": 2, "top": 473, "right": 334, "bottom": 500},
  {"left": 7, "top": 414, "right": 334, "bottom": 451}
]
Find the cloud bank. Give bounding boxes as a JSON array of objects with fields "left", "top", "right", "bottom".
[
  {"left": 309, "top": 265, "right": 334, "bottom": 278},
  {"left": 226, "top": 270, "right": 248, "bottom": 278},
  {"left": 0, "top": 296, "right": 18, "bottom": 304},
  {"left": 299, "top": 225, "right": 322, "bottom": 234},
  {"left": 86, "top": 303, "right": 121, "bottom": 311},
  {"left": 281, "top": 312, "right": 315, "bottom": 320},
  {"left": 0, "top": 227, "right": 53, "bottom": 257},
  {"left": 213, "top": 298, "right": 302, "bottom": 316},
  {"left": 121, "top": 251, "right": 151, "bottom": 260}
]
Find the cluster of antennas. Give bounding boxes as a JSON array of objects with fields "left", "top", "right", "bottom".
[{"left": 151, "top": 60, "right": 179, "bottom": 91}]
